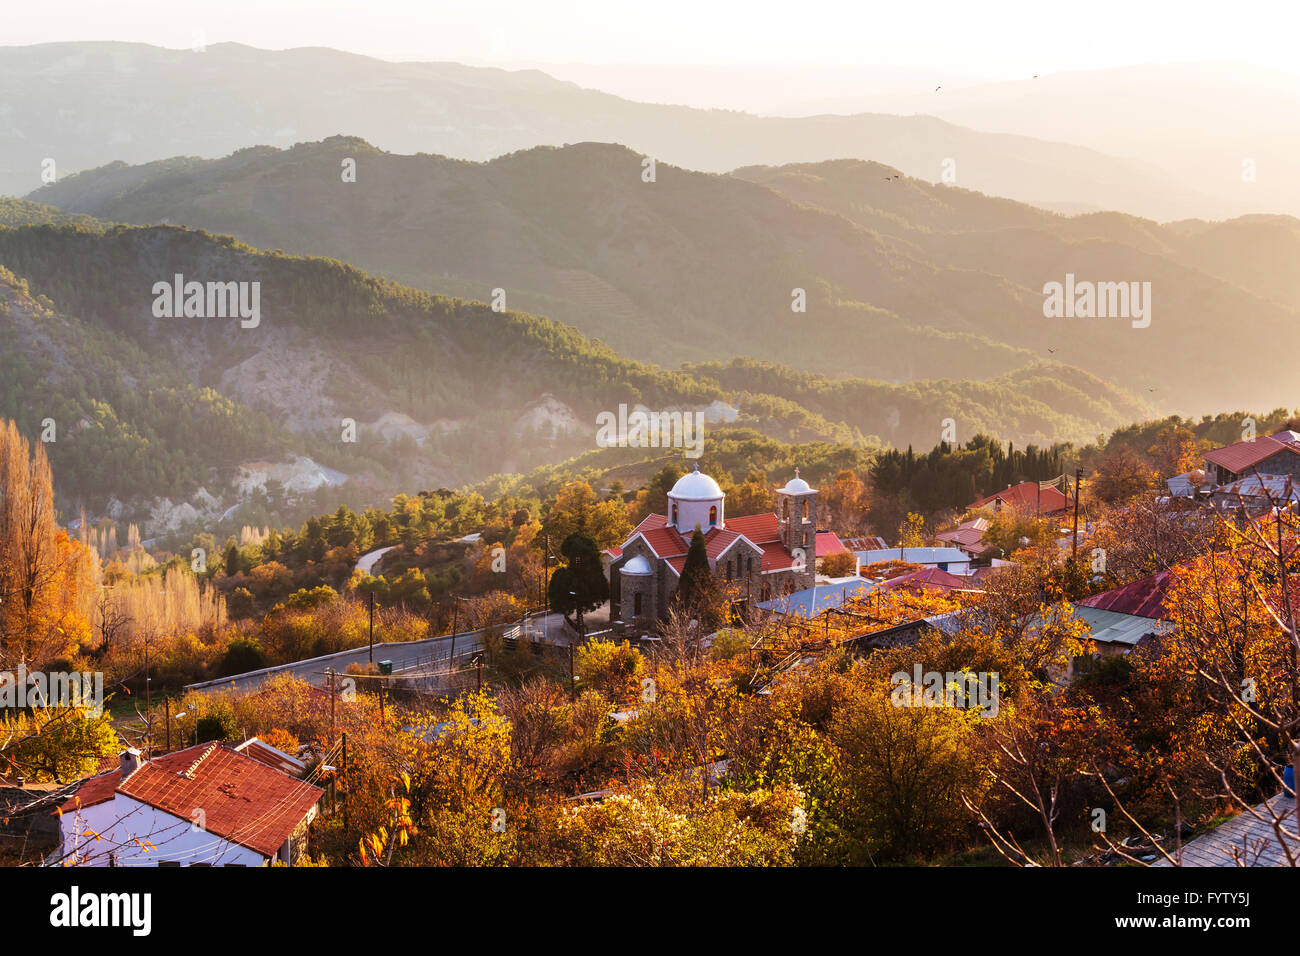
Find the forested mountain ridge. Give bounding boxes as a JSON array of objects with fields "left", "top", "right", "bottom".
[
  {"left": 0, "top": 222, "right": 1145, "bottom": 535},
  {"left": 30, "top": 139, "right": 1299, "bottom": 416}
]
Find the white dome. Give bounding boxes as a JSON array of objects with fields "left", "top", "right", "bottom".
[
  {"left": 781, "top": 475, "right": 813, "bottom": 494},
  {"left": 621, "top": 554, "right": 653, "bottom": 575},
  {"left": 669, "top": 465, "right": 725, "bottom": 502}
]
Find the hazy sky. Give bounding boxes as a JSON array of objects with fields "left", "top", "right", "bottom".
[{"left": 7, "top": 0, "right": 1298, "bottom": 76}]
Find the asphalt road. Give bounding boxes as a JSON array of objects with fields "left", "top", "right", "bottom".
[{"left": 185, "top": 628, "right": 490, "bottom": 695}]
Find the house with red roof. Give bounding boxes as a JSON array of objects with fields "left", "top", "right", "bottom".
[
  {"left": 1204, "top": 431, "right": 1300, "bottom": 487},
  {"left": 1077, "top": 569, "right": 1176, "bottom": 619},
  {"left": 54, "top": 744, "right": 323, "bottom": 867},
  {"left": 970, "top": 481, "right": 1072, "bottom": 517},
  {"left": 936, "top": 516, "right": 996, "bottom": 559},
  {"left": 876, "top": 566, "right": 983, "bottom": 595},
  {"left": 607, "top": 465, "right": 840, "bottom": 624}
]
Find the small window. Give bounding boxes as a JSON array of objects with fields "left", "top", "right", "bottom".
[
  {"left": 709, "top": 505, "right": 718, "bottom": 526},
  {"left": 672, "top": 503, "right": 678, "bottom": 524},
  {"left": 634, "top": 592, "right": 643, "bottom": 616}
]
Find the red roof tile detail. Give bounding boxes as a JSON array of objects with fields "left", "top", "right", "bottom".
[
  {"left": 725, "top": 513, "right": 780, "bottom": 542},
  {"left": 61, "top": 770, "right": 119, "bottom": 813},
  {"left": 704, "top": 529, "right": 741, "bottom": 559},
  {"left": 761, "top": 542, "right": 796, "bottom": 572},
  {"left": 641, "top": 526, "right": 688, "bottom": 558}
]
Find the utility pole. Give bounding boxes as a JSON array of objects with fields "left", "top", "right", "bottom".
[
  {"left": 368, "top": 590, "right": 375, "bottom": 665},
  {"left": 328, "top": 667, "right": 336, "bottom": 744},
  {"left": 449, "top": 596, "right": 460, "bottom": 671},
  {"left": 1072, "top": 467, "right": 1083, "bottom": 559},
  {"left": 569, "top": 642, "right": 576, "bottom": 699},
  {"left": 341, "top": 732, "right": 349, "bottom": 832},
  {"left": 164, "top": 699, "right": 171, "bottom": 753},
  {"left": 144, "top": 634, "right": 151, "bottom": 757}
]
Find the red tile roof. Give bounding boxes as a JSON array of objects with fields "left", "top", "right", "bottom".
[
  {"left": 61, "top": 770, "right": 119, "bottom": 813},
  {"left": 761, "top": 542, "right": 796, "bottom": 572},
  {"left": 723, "top": 513, "right": 780, "bottom": 543},
  {"left": 64, "top": 745, "right": 323, "bottom": 859},
  {"left": 641, "top": 526, "right": 688, "bottom": 557},
  {"left": 703, "top": 529, "right": 742, "bottom": 559},
  {"left": 1077, "top": 570, "right": 1175, "bottom": 619},
  {"left": 1205, "top": 436, "right": 1300, "bottom": 475},
  {"left": 971, "top": 481, "right": 1070, "bottom": 514},
  {"left": 937, "top": 518, "right": 992, "bottom": 551},
  {"left": 631, "top": 513, "right": 668, "bottom": 534}
]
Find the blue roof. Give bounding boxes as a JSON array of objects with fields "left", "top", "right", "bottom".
[
  {"left": 857, "top": 547, "right": 970, "bottom": 566},
  {"left": 756, "top": 579, "right": 875, "bottom": 617}
]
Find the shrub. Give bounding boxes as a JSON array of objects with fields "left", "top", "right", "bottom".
[{"left": 219, "top": 637, "right": 268, "bottom": 676}]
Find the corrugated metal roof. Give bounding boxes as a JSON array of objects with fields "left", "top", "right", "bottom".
[
  {"left": 1073, "top": 605, "right": 1171, "bottom": 647},
  {"left": 858, "top": 547, "right": 970, "bottom": 566},
  {"left": 755, "top": 579, "right": 875, "bottom": 617}
]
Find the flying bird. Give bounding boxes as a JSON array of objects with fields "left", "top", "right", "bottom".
[
  {"left": 1047, "top": 347, "right": 1057, "bottom": 354},
  {"left": 935, "top": 85, "right": 941, "bottom": 91}
]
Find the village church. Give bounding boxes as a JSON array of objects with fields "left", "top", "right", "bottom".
[{"left": 605, "top": 464, "right": 846, "bottom": 625}]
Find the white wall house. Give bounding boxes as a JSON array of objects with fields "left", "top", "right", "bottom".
[{"left": 53, "top": 745, "right": 322, "bottom": 867}]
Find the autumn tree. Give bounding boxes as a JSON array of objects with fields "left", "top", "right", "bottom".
[
  {"left": 897, "top": 512, "right": 927, "bottom": 548},
  {"left": 822, "top": 469, "right": 870, "bottom": 534},
  {"left": 1090, "top": 446, "right": 1156, "bottom": 505},
  {"left": 1147, "top": 425, "right": 1204, "bottom": 477},
  {"left": 544, "top": 481, "right": 631, "bottom": 551},
  {"left": 0, "top": 419, "right": 94, "bottom": 670}
]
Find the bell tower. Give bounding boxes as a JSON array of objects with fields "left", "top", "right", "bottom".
[{"left": 775, "top": 468, "right": 818, "bottom": 560}]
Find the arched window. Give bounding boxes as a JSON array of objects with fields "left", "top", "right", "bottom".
[
  {"left": 782, "top": 499, "right": 789, "bottom": 521},
  {"left": 634, "top": 592, "right": 643, "bottom": 617},
  {"left": 709, "top": 505, "right": 718, "bottom": 526},
  {"left": 671, "top": 502, "right": 678, "bottom": 524},
  {"left": 801, "top": 499, "right": 809, "bottom": 521}
]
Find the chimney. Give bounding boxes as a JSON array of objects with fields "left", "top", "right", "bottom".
[{"left": 119, "top": 748, "right": 143, "bottom": 779}]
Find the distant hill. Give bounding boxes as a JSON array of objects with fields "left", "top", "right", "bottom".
[
  {"left": 734, "top": 160, "right": 1300, "bottom": 312},
  {"left": 29, "top": 139, "right": 1299, "bottom": 415},
  {"left": 769, "top": 63, "right": 1300, "bottom": 219},
  {"left": 0, "top": 41, "right": 1208, "bottom": 219}
]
